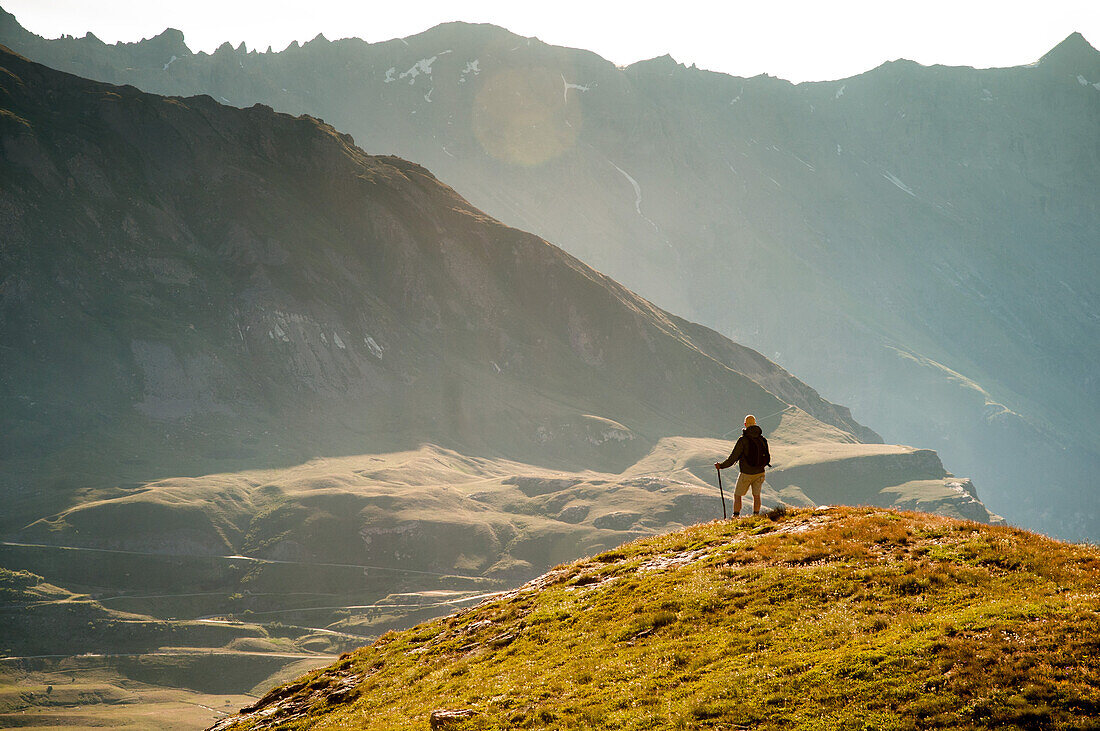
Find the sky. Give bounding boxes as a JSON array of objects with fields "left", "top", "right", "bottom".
[{"left": 5, "top": 0, "right": 1098, "bottom": 82}]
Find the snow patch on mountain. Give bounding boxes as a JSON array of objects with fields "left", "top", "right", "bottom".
[
  {"left": 561, "top": 74, "right": 590, "bottom": 102},
  {"left": 461, "top": 59, "right": 480, "bottom": 81},
  {"left": 608, "top": 161, "right": 659, "bottom": 232},
  {"left": 394, "top": 54, "right": 451, "bottom": 85},
  {"left": 403, "top": 57, "right": 436, "bottom": 84},
  {"left": 882, "top": 171, "right": 916, "bottom": 197}
]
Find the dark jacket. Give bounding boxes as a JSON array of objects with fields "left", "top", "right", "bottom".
[{"left": 717, "top": 425, "right": 770, "bottom": 474}]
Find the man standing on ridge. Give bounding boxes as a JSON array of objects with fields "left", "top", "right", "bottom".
[{"left": 715, "top": 414, "right": 771, "bottom": 517}]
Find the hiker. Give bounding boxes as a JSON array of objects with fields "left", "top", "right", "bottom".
[{"left": 715, "top": 414, "right": 770, "bottom": 517}]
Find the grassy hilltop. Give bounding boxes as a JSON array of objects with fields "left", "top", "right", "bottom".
[{"left": 212, "top": 507, "right": 1100, "bottom": 730}]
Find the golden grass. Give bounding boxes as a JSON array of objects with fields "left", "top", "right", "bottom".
[{"left": 216, "top": 507, "right": 1100, "bottom": 730}]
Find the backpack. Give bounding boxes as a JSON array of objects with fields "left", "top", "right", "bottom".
[{"left": 743, "top": 434, "right": 770, "bottom": 468}]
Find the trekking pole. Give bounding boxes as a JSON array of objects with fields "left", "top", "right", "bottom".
[{"left": 716, "top": 466, "right": 727, "bottom": 519}]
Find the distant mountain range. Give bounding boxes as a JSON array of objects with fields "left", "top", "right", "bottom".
[
  {"left": 0, "top": 40, "right": 992, "bottom": 538},
  {"left": 3, "top": 8, "right": 1091, "bottom": 539},
  {"left": 0, "top": 43, "right": 1004, "bottom": 717}
]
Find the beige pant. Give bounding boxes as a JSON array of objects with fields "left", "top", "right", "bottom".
[{"left": 734, "top": 471, "right": 765, "bottom": 497}]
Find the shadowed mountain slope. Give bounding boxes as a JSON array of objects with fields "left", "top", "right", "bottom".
[
  {"left": 0, "top": 566, "right": 354, "bottom": 728},
  {"left": 0, "top": 44, "right": 971, "bottom": 533},
  {"left": 0, "top": 44, "right": 1006, "bottom": 713},
  {"left": 208, "top": 507, "right": 1100, "bottom": 731},
  {"left": 0, "top": 42, "right": 1000, "bottom": 584},
  {"left": 4, "top": 12, "right": 1092, "bottom": 539}
]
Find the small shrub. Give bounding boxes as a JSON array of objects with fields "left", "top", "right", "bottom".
[
  {"left": 690, "top": 699, "right": 737, "bottom": 720},
  {"left": 650, "top": 610, "right": 677, "bottom": 629}
]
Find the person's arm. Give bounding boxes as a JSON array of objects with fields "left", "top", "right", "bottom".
[{"left": 715, "top": 437, "right": 744, "bottom": 470}]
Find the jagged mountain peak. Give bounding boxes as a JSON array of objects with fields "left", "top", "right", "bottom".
[
  {"left": 0, "top": 5, "right": 21, "bottom": 32},
  {"left": 156, "top": 27, "right": 186, "bottom": 44},
  {"left": 1039, "top": 30, "right": 1100, "bottom": 69},
  {"left": 630, "top": 53, "right": 681, "bottom": 69},
  {"left": 381, "top": 19, "right": 531, "bottom": 53}
]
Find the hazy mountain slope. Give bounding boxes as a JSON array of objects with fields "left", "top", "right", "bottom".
[
  {"left": 5, "top": 12, "right": 1091, "bottom": 538},
  {"left": 15, "top": 426, "right": 992, "bottom": 591},
  {"left": 208, "top": 507, "right": 1100, "bottom": 731},
  {"left": 0, "top": 42, "right": 933, "bottom": 534},
  {"left": 0, "top": 662, "right": 258, "bottom": 731},
  {"left": 0, "top": 566, "right": 350, "bottom": 728},
  {"left": 0, "top": 46, "right": 1006, "bottom": 710},
  {"left": 0, "top": 38, "right": 999, "bottom": 554},
  {"left": 2, "top": 418, "right": 993, "bottom": 667}
]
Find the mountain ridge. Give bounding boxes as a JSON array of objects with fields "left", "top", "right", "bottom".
[
  {"left": 0, "top": 45, "right": 1001, "bottom": 563},
  {"left": 0, "top": 43, "right": 890, "bottom": 480},
  {"left": 9, "top": 9, "right": 1090, "bottom": 538},
  {"left": 4, "top": 6, "right": 1093, "bottom": 83},
  {"left": 0, "top": 34, "right": 1026, "bottom": 723}
]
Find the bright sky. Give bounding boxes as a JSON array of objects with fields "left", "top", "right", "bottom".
[{"left": 6, "top": 0, "right": 1098, "bottom": 82}]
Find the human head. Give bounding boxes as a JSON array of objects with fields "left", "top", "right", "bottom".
[{"left": 744, "top": 414, "right": 756, "bottom": 428}]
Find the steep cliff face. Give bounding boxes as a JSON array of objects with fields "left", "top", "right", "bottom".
[{"left": 5, "top": 13, "right": 1092, "bottom": 538}]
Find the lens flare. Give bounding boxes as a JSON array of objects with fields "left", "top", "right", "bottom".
[{"left": 472, "top": 66, "right": 582, "bottom": 166}]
